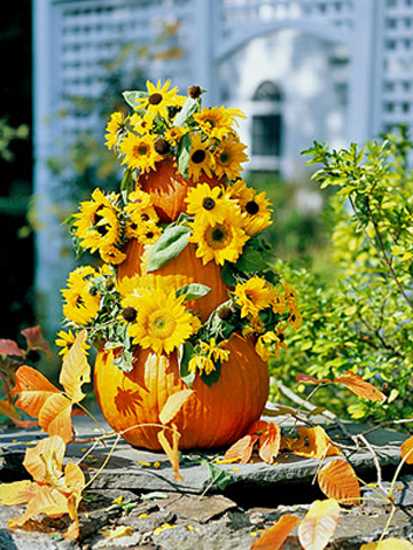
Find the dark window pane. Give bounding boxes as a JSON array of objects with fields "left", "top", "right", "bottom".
[{"left": 252, "top": 114, "right": 282, "bottom": 156}]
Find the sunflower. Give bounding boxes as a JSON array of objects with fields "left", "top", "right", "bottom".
[
  {"left": 105, "top": 111, "right": 125, "bottom": 150},
  {"left": 199, "top": 338, "right": 230, "bottom": 363},
  {"left": 125, "top": 204, "right": 159, "bottom": 240},
  {"left": 129, "top": 112, "right": 154, "bottom": 135},
  {"left": 136, "top": 80, "right": 179, "bottom": 120},
  {"left": 214, "top": 135, "right": 249, "bottom": 180},
  {"left": 165, "top": 126, "right": 188, "bottom": 146},
  {"left": 272, "top": 289, "right": 287, "bottom": 314},
  {"left": 73, "top": 189, "right": 120, "bottom": 253},
  {"left": 120, "top": 132, "right": 160, "bottom": 173},
  {"left": 241, "top": 191, "right": 272, "bottom": 236},
  {"left": 127, "top": 189, "right": 152, "bottom": 210},
  {"left": 55, "top": 329, "right": 90, "bottom": 357},
  {"left": 137, "top": 222, "right": 162, "bottom": 245},
  {"left": 288, "top": 306, "right": 302, "bottom": 330},
  {"left": 234, "top": 276, "right": 274, "bottom": 318},
  {"left": 125, "top": 290, "right": 196, "bottom": 355},
  {"left": 194, "top": 106, "right": 245, "bottom": 140},
  {"left": 185, "top": 183, "right": 234, "bottom": 221},
  {"left": 188, "top": 133, "right": 214, "bottom": 182},
  {"left": 100, "top": 244, "right": 126, "bottom": 265},
  {"left": 226, "top": 179, "right": 254, "bottom": 206},
  {"left": 190, "top": 205, "right": 248, "bottom": 265},
  {"left": 62, "top": 266, "right": 100, "bottom": 326},
  {"left": 255, "top": 328, "right": 287, "bottom": 361}
]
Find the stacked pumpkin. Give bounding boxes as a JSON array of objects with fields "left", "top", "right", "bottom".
[{"left": 59, "top": 81, "right": 301, "bottom": 450}]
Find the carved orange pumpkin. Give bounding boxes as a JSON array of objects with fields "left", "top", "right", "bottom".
[
  {"left": 94, "top": 168, "right": 270, "bottom": 450},
  {"left": 138, "top": 158, "right": 220, "bottom": 222},
  {"left": 94, "top": 333, "right": 269, "bottom": 450}
]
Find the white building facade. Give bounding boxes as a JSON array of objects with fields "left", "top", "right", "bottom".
[{"left": 33, "top": 0, "right": 413, "bottom": 333}]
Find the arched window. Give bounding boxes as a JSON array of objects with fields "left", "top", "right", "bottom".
[{"left": 251, "top": 81, "right": 283, "bottom": 158}]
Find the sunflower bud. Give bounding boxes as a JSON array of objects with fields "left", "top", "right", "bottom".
[
  {"left": 218, "top": 305, "right": 233, "bottom": 321},
  {"left": 188, "top": 85, "right": 202, "bottom": 99},
  {"left": 105, "top": 279, "right": 115, "bottom": 291},
  {"left": 154, "top": 138, "right": 170, "bottom": 155},
  {"left": 122, "top": 307, "right": 137, "bottom": 322}
]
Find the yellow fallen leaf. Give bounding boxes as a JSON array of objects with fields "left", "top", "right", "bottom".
[
  {"left": 100, "top": 525, "right": 134, "bottom": 540},
  {"left": 159, "top": 389, "right": 193, "bottom": 425},
  {"left": 361, "top": 539, "right": 413, "bottom": 549},
  {"left": 317, "top": 459, "right": 360, "bottom": 505},
  {"left": 298, "top": 499, "right": 340, "bottom": 550},
  {"left": 400, "top": 435, "right": 413, "bottom": 465},
  {"left": 153, "top": 523, "right": 177, "bottom": 535}
]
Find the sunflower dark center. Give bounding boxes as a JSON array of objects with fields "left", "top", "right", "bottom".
[
  {"left": 122, "top": 307, "right": 137, "bottom": 322},
  {"left": 192, "top": 149, "right": 206, "bottom": 164},
  {"left": 146, "top": 231, "right": 154, "bottom": 239},
  {"left": 202, "top": 197, "right": 215, "bottom": 211},
  {"left": 130, "top": 223, "right": 138, "bottom": 230},
  {"left": 149, "top": 92, "right": 163, "bottom": 105},
  {"left": 96, "top": 224, "right": 108, "bottom": 236},
  {"left": 212, "top": 227, "right": 225, "bottom": 242},
  {"left": 246, "top": 200, "right": 259, "bottom": 215},
  {"left": 141, "top": 213, "right": 149, "bottom": 221},
  {"left": 219, "top": 152, "right": 230, "bottom": 164}
]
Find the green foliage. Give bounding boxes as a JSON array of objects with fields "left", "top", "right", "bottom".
[
  {"left": 270, "top": 128, "right": 413, "bottom": 421},
  {"left": 0, "top": 118, "right": 28, "bottom": 162}
]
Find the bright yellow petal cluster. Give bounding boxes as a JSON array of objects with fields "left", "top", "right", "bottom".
[
  {"left": 105, "top": 111, "right": 125, "bottom": 150},
  {"left": 129, "top": 112, "right": 154, "bottom": 135},
  {"left": 124, "top": 189, "right": 161, "bottom": 244},
  {"left": 226, "top": 180, "right": 272, "bottom": 236},
  {"left": 188, "top": 133, "right": 215, "bottom": 182},
  {"left": 190, "top": 203, "right": 248, "bottom": 265},
  {"left": 214, "top": 135, "right": 249, "bottom": 180},
  {"left": 55, "top": 330, "right": 90, "bottom": 357},
  {"left": 136, "top": 80, "right": 180, "bottom": 120},
  {"left": 62, "top": 267, "right": 100, "bottom": 326},
  {"left": 188, "top": 338, "right": 230, "bottom": 375},
  {"left": 255, "top": 328, "right": 287, "bottom": 361},
  {"left": 73, "top": 189, "right": 121, "bottom": 253},
  {"left": 120, "top": 132, "right": 160, "bottom": 173},
  {"left": 185, "top": 183, "right": 233, "bottom": 221},
  {"left": 234, "top": 276, "right": 274, "bottom": 319},
  {"left": 120, "top": 275, "right": 198, "bottom": 355},
  {"left": 194, "top": 106, "right": 245, "bottom": 140}
]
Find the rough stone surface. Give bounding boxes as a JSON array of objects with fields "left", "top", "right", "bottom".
[{"left": 0, "top": 415, "right": 413, "bottom": 548}]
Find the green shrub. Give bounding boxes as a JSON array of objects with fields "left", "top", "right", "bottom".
[{"left": 270, "top": 128, "right": 413, "bottom": 421}]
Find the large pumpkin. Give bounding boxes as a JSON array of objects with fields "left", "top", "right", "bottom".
[
  {"left": 94, "top": 169, "right": 270, "bottom": 450},
  {"left": 94, "top": 333, "right": 269, "bottom": 450}
]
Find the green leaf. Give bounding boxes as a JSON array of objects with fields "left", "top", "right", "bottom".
[
  {"left": 122, "top": 90, "right": 147, "bottom": 108},
  {"left": 177, "top": 342, "right": 196, "bottom": 387},
  {"left": 176, "top": 283, "right": 211, "bottom": 301},
  {"left": 120, "top": 169, "right": 134, "bottom": 196},
  {"left": 221, "top": 263, "right": 237, "bottom": 287},
  {"left": 201, "top": 362, "right": 221, "bottom": 386},
  {"left": 177, "top": 133, "right": 191, "bottom": 179},
  {"left": 145, "top": 225, "right": 191, "bottom": 272},
  {"left": 235, "top": 240, "right": 269, "bottom": 273},
  {"left": 203, "top": 461, "right": 234, "bottom": 491},
  {"left": 173, "top": 97, "right": 198, "bottom": 127}
]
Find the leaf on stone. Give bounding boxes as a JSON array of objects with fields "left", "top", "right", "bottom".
[
  {"left": 222, "top": 434, "right": 258, "bottom": 464},
  {"left": 287, "top": 426, "right": 341, "bottom": 459},
  {"left": 252, "top": 514, "right": 300, "bottom": 550},
  {"left": 21, "top": 325, "right": 50, "bottom": 356},
  {"left": 13, "top": 366, "right": 60, "bottom": 417},
  {"left": 317, "top": 459, "right": 360, "bottom": 505},
  {"left": 145, "top": 225, "right": 191, "bottom": 272},
  {"left": 400, "top": 435, "right": 413, "bottom": 465},
  {"left": 176, "top": 283, "right": 211, "bottom": 301},
  {"left": 298, "top": 499, "right": 340, "bottom": 550},
  {"left": 333, "top": 372, "right": 386, "bottom": 402},
  {"left": 157, "top": 425, "right": 182, "bottom": 481},
  {"left": 101, "top": 525, "right": 134, "bottom": 540},
  {"left": 0, "top": 435, "right": 85, "bottom": 540},
  {"left": 257, "top": 422, "right": 281, "bottom": 464},
  {"left": 0, "top": 339, "right": 24, "bottom": 357},
  {"left": 360, "top": 538, "right": 413, "bottom": 549},
  {"left": 159, "top": 389, "right": 193, "bottom": 425}
]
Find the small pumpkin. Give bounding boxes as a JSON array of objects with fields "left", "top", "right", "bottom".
[
  {"left": 138, "top": 158, "right": 220, "bottom": 222},
  {"left": 94, "top": 333, "right": 269, "bottom": 450}
]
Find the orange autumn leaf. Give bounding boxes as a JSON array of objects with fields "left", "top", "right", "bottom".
[
  {"left": 400, "top": 435, "right": 413, "bottom": 465},
  {"left": 298, "top": 499, "right": 340, "bottom": 550},
  {"left": 13, "top": 331, "right": 90, "bottom": 443},
  {"left": 222, "top": 434, "right": 258, "bottom": 464},
  {"left": 0, "top": 399, "right": 36, "bottom": 429},
  {"left": 249, "top": 420, "right": 281, "bottom": 464},
  {"left": 317, "top": 459, "right": 360, "bottom": 505},
  {"left": 157, "top": 424, "right": 182, "bottom": 481},
  {"left": 0, "top": 339, "right": 24, "bottom": 357},
  {"left": 159, "top": 389, "right": 193, "bottom": 425},
  {"left": 334, "top": 372, "right": 386, "bottom": 403},
  {"left": 0, "top": 435, "right": 85, "bottom": 540},
  {"left": 286, "top": 426, "right": 341, "bottom": 459},
  {"left": 252, "top": 514, "right": 300, "bottom": 550}
]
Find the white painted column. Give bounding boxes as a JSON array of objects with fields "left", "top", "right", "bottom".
[
  {"left": 347, "top": 0, "right": 377, "bottom": 143},
  {"left": 193, "top": 0, "right": 221, "bottom": 105},
  {"left": 33, "top": 0, "right": 72, "bottom": 339}
]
